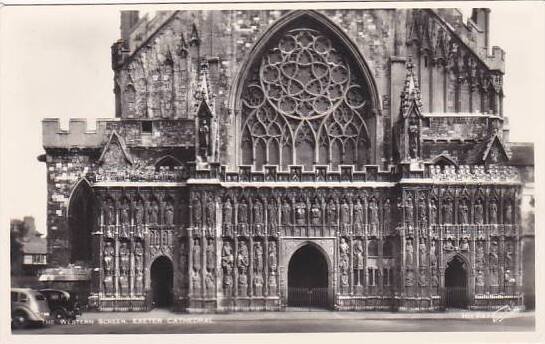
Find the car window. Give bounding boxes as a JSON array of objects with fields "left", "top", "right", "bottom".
[
  {"left": 11, "top": 292, "right": 17, "bottom": 302},
  {"left": 49, "top": 293, "right": 60, "bottom": 301},
  {"left": 20, "top": 293, "right": 28, "bottom": 302},
  {"left": 35, "top": 293, "right": 46, "bottom": 301}
]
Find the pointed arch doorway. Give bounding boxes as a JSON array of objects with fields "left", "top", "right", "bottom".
[
  {"left": 287, "top": 244, "right": 329, "bottom": 308},
  {"left": 150, "top": 256, "right": 173, "bottom": 308},
  {"left": 444, "top": 255, "right": 469, "bottom": 309}
]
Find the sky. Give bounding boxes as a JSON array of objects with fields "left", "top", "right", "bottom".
[{"left": 1, "top": 2, "right": 544, "bottom": 236}]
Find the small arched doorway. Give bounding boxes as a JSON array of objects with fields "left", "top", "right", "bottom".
[
  {"left": 150, "top": 256, "right": 173, "bottom": 308},
  {"left": 288, "top": 244, "right": 329, "bottom": 308},
  {"left": 444, "top": 255, "right": 469, "bottom": 309}
]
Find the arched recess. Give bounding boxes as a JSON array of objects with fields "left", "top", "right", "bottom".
[
  {"left": 67, "top": 178, "right": 96, "bottom": 265},
  {"left": 231, "top": 10, "right": 380, "bottom": 171}
]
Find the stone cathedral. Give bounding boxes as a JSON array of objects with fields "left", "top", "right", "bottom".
[{"left": 40, "top": 9, "right": 525, "bottom": 312}]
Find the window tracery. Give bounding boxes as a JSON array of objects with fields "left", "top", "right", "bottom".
[{"left": 240, "top": 27, "right": 372, "bottom": 171}]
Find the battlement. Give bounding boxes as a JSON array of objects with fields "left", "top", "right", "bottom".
[{"left": 43, "top": 117, "right": 196, "bottom": 149}]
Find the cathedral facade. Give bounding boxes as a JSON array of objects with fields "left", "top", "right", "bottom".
[{"left": 40, "top": 9, "right": 524, "bottom": 312}]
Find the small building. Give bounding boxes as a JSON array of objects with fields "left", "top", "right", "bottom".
[{"left": 10, "top": 217, "right": 47, "bottom": 282}]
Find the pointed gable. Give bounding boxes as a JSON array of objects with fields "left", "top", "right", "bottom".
[
  {"left": 482, "top": 134, "right": 509, "bottom": 164},
  {"left": 98, "top": 131, "right": 133, "bottom": 166},
  {"left": 400, "top": 57, "right": 423, "bottom": 119}
]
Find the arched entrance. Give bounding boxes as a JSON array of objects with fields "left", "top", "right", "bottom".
[
  {"left": 288, "top": 244, "right": 329, "bottom": 308},
  {"left": 444, "top": 255, "right": 468, "bottom": 309},
  {"left": 150, "top": 256, "right": 173, "bottom": 308}
]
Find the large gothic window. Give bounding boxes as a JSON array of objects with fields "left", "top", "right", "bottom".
[{"left": 240, "top": 23, "right": 373, "bottom": 171}]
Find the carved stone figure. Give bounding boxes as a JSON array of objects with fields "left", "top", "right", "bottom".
[
  {"left": 431, "top": 269, "right": 439, "bottom": 287},
  {"left": 192, "top": 270, "right": 201, "bottom": 292},
  {"left": 504, "top": 201, "right": 513, "bottom": 224},
  {"left": 476, "top": 241, "right": 485, "bottom": 265},
  {"left": 198, "top": 119, "right": 210, "bottom": 158},
  {"left": 383, "top": 199, "right": 391, "bottom": 228},
  {"left": 254, "top": 242, "right": 263, "bottom": 272},
  {"left": 311, "top": 200, "right": 321, "bottom": 225},
  {"left": 430, "top": 240, "right": 437, "bottom": 266},
  {"left": 408, "top": 120, "right": 419, "bottom": 159},
  {"left": 505, "top": 242, "right": 514, "bottom": 267},
  {"left": 460, "top": 238, "right": 470, "bottom": 251},
  {"left": 221, "top": 242, "right": 234, "bottom": 272},
  {"left": 268, "top": 241, "right": 277, "bottom": 272},
  {"left": 192, "top": 239, "right": 201, "bottom": 271},
  {"left": 237, "top": 241, "right": 249, "bottom": 270},
  {"left": 151, "top": 202, "right": 159, "bottom": 225},
  {"left": 253, "top": 200, "right": 263, "bottom": 224},
  {"left": 340, "top": 200, "right": 350, "bottom": 224},
  {"left": 429, "top": 199, "right": 437, "bottom": 224},
  {"left": 418, "top": 240, "right": 426, "bottom": 265},
  {"left": 267, "top": 200, "right": 277, "bottom": 226},
  {"left": 223, "top": 199, "right": 233, "bottom": 225},
  {"left": 238, "top": 271, "right": 248, "bottom": 296},
  {"left": 135, "top": 271, "right": 144, "bottom": 295},
  {"left": 327, "top": 199, "right": 337, "bottom": 225},
  {"left": 281, "top": 199, "right": 291, "bottom": 225},
  {"left": 206, "top": 196, "right": 215, "bottom": 227},
  {"left": 406, "top": 239, "right": 414, "bottom": 265},
  {"left": 205, "top": 272, "right": 215, "bottom": 295},
  {"left": 295, "top": 201, "right": 306, "bottom": 225},
  {"left": 206, "top": 238, "right": 215, "bottom": 272},
  {"left": 105, "top": 201, "right": 116, "bottom": 226},
  {"left": 103, "top": 275, "right": 114, "bottom": 296},
  {"left": 418, "top": 196, "right": 427, "bottom": 225},
  {"left": 444, "top": 238, "right": 454, "bottom": 251},
  {"left": 253, "top": 273, "right": 264, "bottom": 296},
  {"left": 165, "top": 203, "right": 174, "bottom": 226},
  {"left": 369, "top": 198, "right": 379, "bottom": 225},
  {"left": 239, "top": 199, "right": 248, "bottom": 224},
  {"left": 442, "top": 199, "right": 452, "bottom": 224},
  {"left": 354, "top": 239, "right": 364, "bottom": 269},
  {"left": 474, "top": 199, "right": 484, "bottom": 224},
  {"left": 120, "top": 203, "right": 130, "bottom": 226},
  {"left": 192, "top": 199, "right": 202, "bottom": 226},
  {"left": 405, "top": 197, "right": 413, "bottom": 226},
  {"left": 268, "top": 273, "right": 277, "bottom": 295},
  {"left": 459, "top": 200, "right": 469, "bottom": 224},
  {"left": 103, "top": 241, "right": 115, "bottom": 274},
  {"left": 489, "top": 200, "right": 498, "bottom": 224},
  {"left": 354, "top": 199, "right": 364, "bottom": 227},
  {"left": 418, "top": 269, "right": 427, "bottom": 286},
  {"left": 119, "top": 272, "right": 129, "bottom": 296},
  {"left": 476, "top": 269, "right": 485, "bottom": 287},
  {"left": 405, "top": 270, "right": 415, "bottom": 286},
  {"left": 134, "top": 241, "right": 144, "bottom": 270},
  {"left": 135, "top": 201, "right": 144, "bottom": 226}
]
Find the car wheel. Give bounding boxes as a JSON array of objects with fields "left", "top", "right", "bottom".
[
  {"left": 11, "top": 311, "right": 28, "bottom": 329},
  {"left": 52, "top": 309, "right": 67, "bottom": 323}
]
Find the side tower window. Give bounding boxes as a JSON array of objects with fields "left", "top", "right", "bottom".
[
  {"left": 68, "top": 179, "right": 96, "bottom": 264},
  {"left": 237, "top": 12, "right": 378, "bottom": 171}
]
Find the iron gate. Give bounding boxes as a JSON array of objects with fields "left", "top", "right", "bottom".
[
  {"left": 442, "top": 286, "right": 469, "bottom": 309},
  {"left": 288, "top": 287, "right": 328, "bottom": 309}
]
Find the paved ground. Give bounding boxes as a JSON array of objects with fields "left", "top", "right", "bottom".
[{"left": 14, "top": 309, "right": 535, "bottom": 334}]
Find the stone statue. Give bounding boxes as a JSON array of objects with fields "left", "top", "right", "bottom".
[
  {"left": 505, "top": 242, "right": 514, "bottom": 267},
  {"left": 444, "top": 238, "right": 454, "bottom": 251},
  {"left": 239, "top": 199, "right": 248, "bottom": 224},
  {"left": 254, "top": 242, "right": 264, "bottom": 272},
  {"left": 192, "top": 239, "right": 201, "bottom": 271},
  {"left": 268, "top": 241, "right": 277, "bottom": 272},
  {"left": 430, "top": 240, "right": 437, "bottom": 266},
  {"left": 295, "top": 201, "right": 306, "bottom": 225},
  {"left": 267, "top": 200, "right": 277, "bottom": 226},
  {"left": 476, "top": 269, "right": 485, "bottom": 287},
  {"left": 223, "top": 273, "right": 233, "bottom": 295},
  {"left": 205, "top": 272, "right": 215, "bottom": 295},
  {"left": 165, "top": 203, "right": 174, "bottom": 226},
  {"left": 369, "top": 198, "right": 379, "bottom": 225},
  {"left": 442, "top": 199, "right": 452, "bottom": 224},
  {"left": 135, "top": 271, "right": 144, "bottom": 295},
  {"left": 418, "top": 240, "right": 426, "bottom": 265},
  {"left": 268, "top": 273, "right": 277, "bottom": 295},
  {"left": 192, "top": 199, "right": 202, "bottom": 226},
  {"left": 238, "top": 271, "right": 248, "bottom": 296},
  {"left": 418, "top": 196, "right": 427, "bottom": 225},
  {"left": 408, "top": 120, "right": 419, "bottom": 159},
  {"left": 105, "top": 202, "right": 116, "bottom": 226},
  {"left": 311, "top": 200, "right": 321, "bottom": 225},
  {"left": 406, "top": 239, "right": 414, "bottom": 265},
  {"left": 354, "top": 198, "right": 364, "bottom": 227},
  {"left": 253, "top": 200, "right": 264, "bottom": 224},
  {"left": 430, "top": 199, "right": 437, "bottom": 224},
  {"left": 340, "top": 200, "right": 350, "bottom": 224},
  {"left": 135, "top": 201, "right": 144, "bottom": 226},
  {"left": 504, "top": 202, "right": 513, "bottom": 224},
  {"left": 161, "top": 230, "right": 168, "bottom": 246},
  {"left": 431, "top": 269, "right": 439, "bottom": 287},
  {"left": 476, "top": 241, "right": 485, "bottom": 265},
  {"left": 354, "top": 239, "right": 364, "bottom": 269},
  {"left": 103, "top": 241, "right": 115, "bottom": 274},
  {"left": 120, "top": 203, "right": 130, "bottom": 226},
  {"left": 237, "top": 241, "right": 249, "bottom": 270},
  {"left": 405, "top": 197, "right": 414, "bottom": 226},
  {"left": 198, "top": 119, "right": 210, "bottom": 158},
  {"left": 405, "top": 270, "right": 415, "bottom": 287},
  {"left": 327, "top": 199, "right": 337, "bottom": 225},
  {"left": 206, "top": 197, "right": 215, "bottom": 227},
  {"left": 460, "top": 238, "right": 470, "bottom": 251},
  {"left": 192, "top": 270, "right": 201, "bottom": 292},
  {"left": 418, "top": 269, "right": 427, "bottom": 286},
  {"left": 223, "top": 199, "right": 233, "bottom": 225},
  {"left": 206, "top": 238, "right": 215, "bottom": 272},
  {"left": 458, "top": 200, "right": 468, "bottom": 224},
  {"left": 152, "top": 202, "right": 160, "bottom": 225},
  {"left": 281, "top": 200, "right": 291, "bottom": 225},
  {"left": 474, "top": 199, "right": 484, "bottom": 224},
  {"left": 134, "top": 241, "right": 144, "bottom": 271},
  {"left": 489, "top": 200, "right": 498, "bottom": 224},
  {"left": 253, "top": 273, "right": 264, "bottom": 297}
]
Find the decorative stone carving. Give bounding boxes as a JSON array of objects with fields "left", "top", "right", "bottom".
[
  {"left": 254, "top": 242, "right": 264, "bottom": 272},
  {"left": 418, "top": 268, "right": 427, "bottom": 286},
  {"left": 150, "top": 201, "right": 159, "bottom": 225},
  {"left": 429, "top": 199, "right": 438, "bottom": 225},
  {"left": 295, "top": 201, "right": 306, "bottom": 225},
  {"left": 120, "top": 202, "right": 130, "bottom": 236},
  {"left": 405, "top": 269, "right": 415, "bottom": 287},
  {"left": 504, "top": 201, "right": 513, "bottom": 224},
  {"left": 475, "top": 241, "right": 485, "bottom": 266},
  {"left": 237, "top": 241, "right": 249, "bottom": 271},
  {"left": 281, "top": 199, "right": 291, "bottom": 225},
  {"left": 223, "top": 198, "right": 233, "bottom": 225},
  {"left": 475, "top": 269, "right": 485, "bottom": 287},
  {"left": 206, "top": 238, "right": 215, "bottom": 272},
  {"left": 134, "top": 241, "right": 144, "bottom": 271},
  {"left": 474, "top": 199, "right": 484, "bottom": 224},
  {"left": 406, "top": 238, "right": 414, "bottom": 265},
  {"left": 239, "top": 199, "right": 249, "bottom": 224},
  {"left": 253, "top": 273, "right": 264, "bottom": 297},
  {"left": 253, "top": 199, "right": 264, "bottom": 224},
  {"left": 431, "top": 268, "right": 439, "bottom": 287},
  {"left": 489, "top": 200, "right": 498, "bottom": 224},
  {"left": 327, "top": 199, "right": 337, "bottom": 225},
  {"left": 340, "top": 200, "right": 350, "bottom": 224},
  {"left": 418, "top": 239, "right": 426, "bottom": 265},
  {"left": 238, "top": 270, "right": 248, "bottom": 297},
  {"left": 442, "top": 199, "right": 453, "bottom": 224},
  {"left": 221, "top": 241, "right": 234, "bottom": 294},
  {"left": 205, "top": 272, "right": 215, "bottom": 296},
  {"left": 268, "top": 241, "right": 277, "bottom": 273},
  {"left": 505, "top": 241, "right": 514, "bottom": 268},
  {"left": 192, "top": 198, "right": 202, "bottom": 226},
  {"left": 444, "top": 238, "right": 455, "bottom": 251},
  {"left": 429, "top": 240, "right": 437, "bottom": 266},
  {"left": 460, "top": 238, "right": 470, "bottom": 251},
  {"left": 135, "top": 200, "right": 144, "bottom": 226},
  {"left": 418, "top": 195, "right": 427, "bottom": 226},
  {"left": 311, "top": 200, "right": 322, "bottom": 225},
  {"left": 103, "top": 241, "right": 115, "bottom": 274},
  {"left": 165, "top": 202, "right": 174, "bottom": 226},
  {"left": 206, "top": 196, "right": 215, "bottom": 227},
  {"left": 104, "top": 200, "right": 116, "bottom": 226},
  {"left": 354, "top": 239, "right": 364, "bottom": 269},
  {"left": 135, "top": 270, "right": 144, "bottom": 296},
  {"left": 458, "top": 199, "right": 469, "bottom": 224},
  {"left": 267, "top": 199, "right": 278, "bottom": 227},
  {"left": 192, "top": 270, "right": 201, "bottom": 293},
  {"left": 192, "top": 238, "right": 201, "bottom": 272},
  {"left": 354, "top": 198, "right": 364, "bottom": 228},
  {"left": 369, "top": 198, "right": 379, "bottom": 225}
]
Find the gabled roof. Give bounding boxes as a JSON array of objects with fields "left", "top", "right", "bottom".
[
  {"left": 482, "top": 134, "right": 510, "bottom": 163},
  {"left": 464, "top": 134, "right": 509, "bottom": 164},
  {"left": 98, "top": 131, "right": 133, "bottom": 165},
  {"left": 431, "top": 153, "right": 458, "bottom": 166},
  {"left": 400, "top": 58, "right": 423, "bottom": 119}
]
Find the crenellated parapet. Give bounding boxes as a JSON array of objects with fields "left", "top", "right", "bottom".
[{"left": 43, "top": 118, "right": 195, "bottom": 149}]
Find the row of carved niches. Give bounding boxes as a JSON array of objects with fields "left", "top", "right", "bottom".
[
  {"left": 338, "top": 237, "right": 396, "bottom": 294},
  {"left": 102, "top": 238, "right": 145, "bottom": 298},
  {"left": 93, "top": 165, "right": 188, "bottom": 183},
  {"left": 401, "top": 187, "right": 518, "bottom": 228},
  {"left": 429, "top": 165, "right": 520, "bottom": 183},
  {"left": 100, "top": 192, "right": 188, "bottom": 234}
]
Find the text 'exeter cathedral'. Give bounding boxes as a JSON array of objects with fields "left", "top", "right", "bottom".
[{"left": 40, "top": 9, "right": 526, "bottom": 312}]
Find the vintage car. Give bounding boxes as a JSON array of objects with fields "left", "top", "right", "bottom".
[
  {"left": 39, "top": 289, "right": 82, "bottom": 322},
  {"left": 11, "top": 288, "right": 51, "bottom": 329}
]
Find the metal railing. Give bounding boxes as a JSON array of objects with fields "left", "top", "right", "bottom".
[{"left": 288, "top": 287, "right": 329, "bottom": 309}]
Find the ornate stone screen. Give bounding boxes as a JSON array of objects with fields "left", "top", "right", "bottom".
[{"left": 240, "top": 26, "right": 373, "bottom": 171}]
